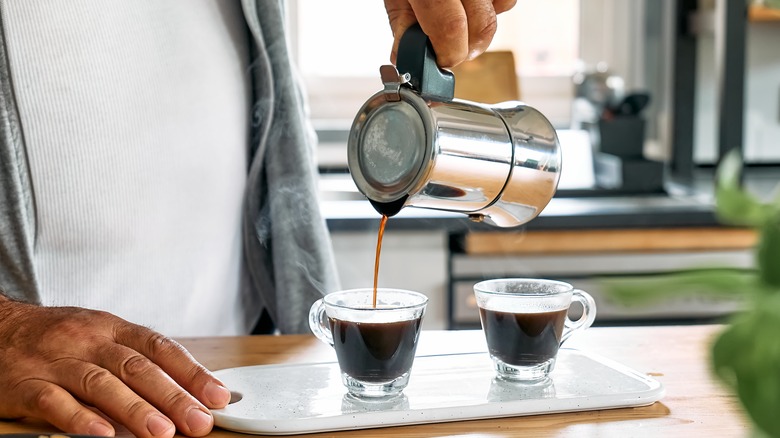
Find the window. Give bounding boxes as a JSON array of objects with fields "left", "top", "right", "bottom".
[
  {"left": 289, "top": 0, "right": 651, "bottom": 177},
  {"left": 290, "top": 0, "right": 580, "bottom": 129}
]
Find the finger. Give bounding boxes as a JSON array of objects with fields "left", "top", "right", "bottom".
[
  {"left": 52, "top": 359, "right": 175, "bottom": 438},
  {"left": 408, "top": 0, "right": 468, "bottom": 68},
  {"left": 18, "top": 379, "right": 115, "bottom": 437},
  {"left": 94, "top": 343, "right": 214, "bottom": 437},
  {"left": 461, "top": 0, "right": 499, "bottom": 62},
  {"left": 384, "top": 0, "right": 417, "bottom": 64},
  {"left": 493, "top": 0, "right": 517, "bottom": 15},
  {"left": 114, "top": 324, "right": 231, "bottom": 409}
]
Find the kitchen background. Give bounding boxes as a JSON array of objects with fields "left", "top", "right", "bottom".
[{"left": 289, "top": 0, "right": 780, "bottom": 330}]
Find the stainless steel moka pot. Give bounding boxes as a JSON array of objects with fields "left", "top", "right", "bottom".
[{"left": 347, "top": 25, "right": 562, "bottom": 227}]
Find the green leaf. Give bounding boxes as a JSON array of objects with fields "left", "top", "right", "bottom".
[
  {"left": 716, "top": 149, "right": 744, "bottom": 189},
  {"left": 716, "top": 186, "right": 770, "bottom": 226},
  {"left": 712, "top": 294, "right": 780, "bottom": 437},
  {"left": 715, "top": 150, "right": 770, "bottom": 226},
  {"left": 598, "top": 269, "right": 759, "bottom": 307},
  {"left": 757, "top": 219, "right": 780, "bottom": 289},
  {"left": 770, "top": 181, "right": 780, "bottom": 212}
]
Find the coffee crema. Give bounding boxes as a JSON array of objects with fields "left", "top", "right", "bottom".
[{"left": 479, "top": 308, "right": 567, "bottom": 366}]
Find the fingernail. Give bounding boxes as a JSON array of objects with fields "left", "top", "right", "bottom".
[
  {"left": 186, "top": 407, "right": 213, "bottom": 433},
  {"left": 88, "top": 421, "right": 114, "bottom": 437},
  {"left": 147, "top": 414, "right": 174, "bottom": 437},
  {"left": 204, "top": 381, "right": 231, "bottom": 406}
]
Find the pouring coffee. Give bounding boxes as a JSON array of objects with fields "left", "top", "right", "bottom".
[{"left": 347, "top": 24, "right": 562, "bottom": 228}]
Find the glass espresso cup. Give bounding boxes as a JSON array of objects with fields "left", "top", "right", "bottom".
[
  {"left": 474, "top": 278, "right": 596, "bottom": 383},
  {"left": 308, "top": 288, "right": 427, "bottom": 398}
]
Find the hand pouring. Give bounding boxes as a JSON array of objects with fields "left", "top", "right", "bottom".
[{"left": 347, "top": 24, "right": 562, "bottom": 227}]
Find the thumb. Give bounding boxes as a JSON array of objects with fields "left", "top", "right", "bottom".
[{"left": 383, "top": 0, "right": 417, "bottom": 65}]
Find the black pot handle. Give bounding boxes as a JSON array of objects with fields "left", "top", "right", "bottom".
[{"left": 396, "top": 24, "right": 455, "bottom": 101}]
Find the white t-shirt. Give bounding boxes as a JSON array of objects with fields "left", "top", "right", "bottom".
[{"left": 1, "top": 0, "right": 252, "bottom": 336}]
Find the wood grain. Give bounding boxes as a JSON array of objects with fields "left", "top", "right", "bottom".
[
  {"left": 749, "top": 4, "right": 780, "bottom": 21},
  {"left": 464, "top": 227, "right": 758, "bottom": 255},
  {"left": 451, "top": 51, "right": 520, "bottom": 104}
]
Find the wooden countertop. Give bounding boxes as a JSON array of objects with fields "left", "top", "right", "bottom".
[
  {"left": 0, "top": 325, "right": 751, "bottom": 437},
  {"left": 463, "top": 227, "right": 757, "bottom": 255}
]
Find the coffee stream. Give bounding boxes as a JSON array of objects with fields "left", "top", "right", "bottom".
[{"left": 372, "top": 215, "right": 388, "bottom": 308}]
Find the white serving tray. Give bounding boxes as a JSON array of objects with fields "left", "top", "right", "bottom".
[{"left": 212, "top": 349, "right": 664, "bottom": 435}]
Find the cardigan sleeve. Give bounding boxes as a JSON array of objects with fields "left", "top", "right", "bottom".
[
  {"left": 0, "top": 18, "right": 39, "bottom": 303},
  {"left": 241, "top": 0, "right": 341, "bottom": 334}
]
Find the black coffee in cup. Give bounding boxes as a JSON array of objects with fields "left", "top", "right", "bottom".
[
  {"left": 328, "top": 317, "right": 422, "bottom": 382},
  {"left": 478, "top": 308, "right": 567, "bottom": 366}
]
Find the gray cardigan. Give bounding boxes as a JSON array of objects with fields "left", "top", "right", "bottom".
[{"left": 0, "top": 0, "right": 340, "bottom": 334}]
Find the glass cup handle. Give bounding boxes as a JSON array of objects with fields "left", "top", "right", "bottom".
[
  {"left": 561, "top": 289, "right": 597, "bottom": 344},
  {"left": 308, "top": 298, "right": 333, "bottom": 346}
]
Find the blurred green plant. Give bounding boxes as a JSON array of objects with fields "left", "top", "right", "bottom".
[{"left": 601, "top": 149, "right": 780, "bottom": 437}]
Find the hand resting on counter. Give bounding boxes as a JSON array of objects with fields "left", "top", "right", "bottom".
[{"left": 0, "top": 295, "right": 231, "bottom": 438}]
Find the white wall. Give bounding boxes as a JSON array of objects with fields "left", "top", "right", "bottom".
[
  {"left": 330, "top": 230, "right": 449, "bottom": 330},
  {"left": 694, "top": 23, "right": 780, "bottom": 164}
]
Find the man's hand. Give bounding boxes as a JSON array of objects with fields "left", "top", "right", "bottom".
[
  {"left": 0, "top": 297, "right": 231, "bottom": 437},
  {"left": 384, "top": 0, "right": 517, "bottom": 69}
]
